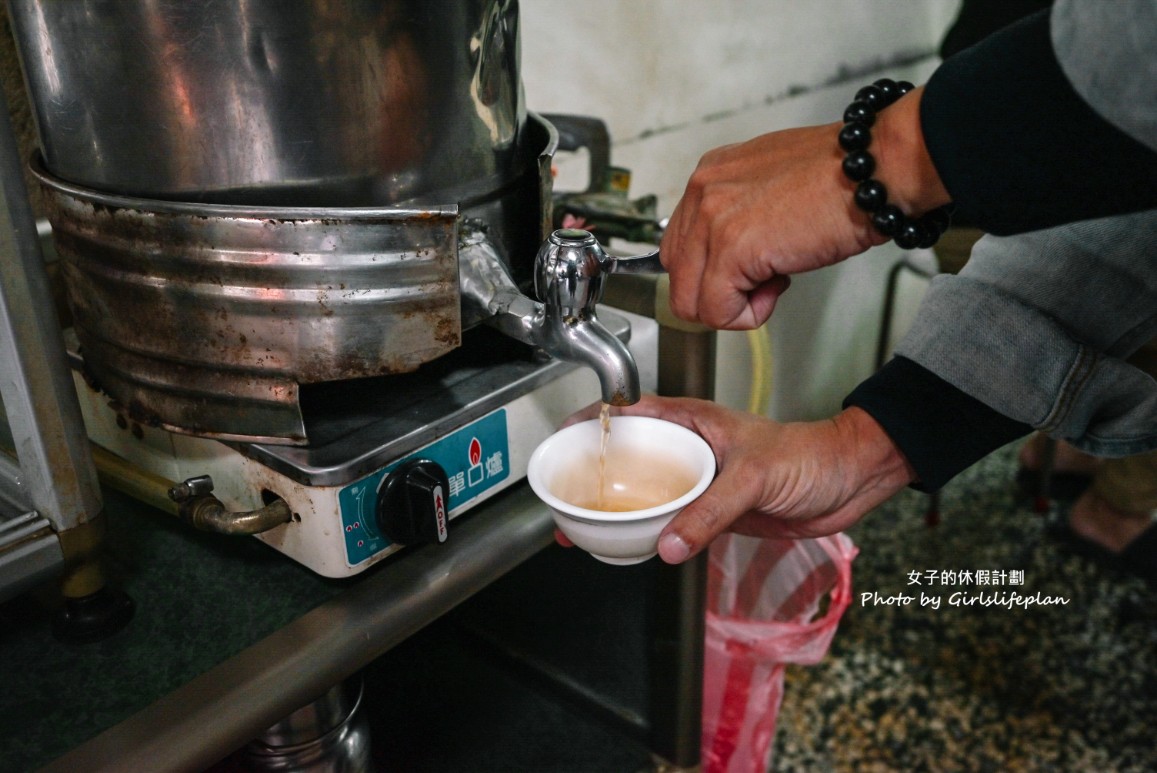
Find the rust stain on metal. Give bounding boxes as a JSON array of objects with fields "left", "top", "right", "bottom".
[
  {"left": 316, "top": 287, "right": 334, "bottom": 317},
  {"left": 435, "top": 314, "right": 459, "bottom": 347},
  {"left": 79, "top": 361, "right": 105, "bottom": 394},
  {"left": 126, "top": 398, "right": 166, "bottom": 428}
]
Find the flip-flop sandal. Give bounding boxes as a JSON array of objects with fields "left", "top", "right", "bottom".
[
  {"left": 1047, "top": 518, "right": 1157, "bottom": 588},
  {"left": 1046, "top": 517, "right": 1116, "bottom": 563},
  {"left": 1116, "top": 524, "right": 1157, "bottom": 588}
]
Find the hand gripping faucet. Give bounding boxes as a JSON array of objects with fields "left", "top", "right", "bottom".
[{"left": 459, "top": 227, "right": 664, "bottom": 405}]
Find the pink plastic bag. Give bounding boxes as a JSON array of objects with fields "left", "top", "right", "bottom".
[{"left": 701, "top": 532, "right": 857, "bottom": 773}]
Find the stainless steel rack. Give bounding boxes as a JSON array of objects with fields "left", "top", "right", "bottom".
[{"left": 0, "top": 87, "right": 101, "bottom": 605}]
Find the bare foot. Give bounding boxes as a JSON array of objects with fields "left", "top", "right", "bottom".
[{"left": 1068, "top": 489, "right": 1154, "bottom": 553}]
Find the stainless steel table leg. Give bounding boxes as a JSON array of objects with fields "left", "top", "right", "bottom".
[
  {"left": 650, "top": 318, "right": 715, "bottom": 770},
  {"left": 647, "top": 554, "right": 708, "bottom": 769},
  {"left": 606, "top": 274, "right": 717, "bottom": 769}
]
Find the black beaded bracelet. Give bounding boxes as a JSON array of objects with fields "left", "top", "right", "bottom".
[{"left": 839, "top": 78, "right": 953, "bottom": 249}]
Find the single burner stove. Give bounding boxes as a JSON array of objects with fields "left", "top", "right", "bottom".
[{"left": 72, "top": 311, "right": 656, "bottom": 577}]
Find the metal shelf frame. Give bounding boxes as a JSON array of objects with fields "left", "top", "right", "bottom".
[{"left": 0, "top": 85, "right": 104, "bottom": 603}]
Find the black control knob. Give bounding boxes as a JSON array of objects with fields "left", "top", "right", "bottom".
[{"left": 376, "top": 459, "right": 450, "bottom": 545}]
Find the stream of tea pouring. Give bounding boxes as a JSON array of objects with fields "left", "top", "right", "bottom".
[
  {"left": 597, "top": 402, "right": 611, "bottom": 510},
  {"left": 551, "top": 409, "right": 700, "bottom": 512}
]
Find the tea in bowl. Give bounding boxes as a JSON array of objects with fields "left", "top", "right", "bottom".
[{"left": 527, "top": 415, "right": 716, "bottom": 564}]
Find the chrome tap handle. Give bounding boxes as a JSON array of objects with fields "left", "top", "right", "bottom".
[
  {"left": 534, "top": 229, "right": 603, "bottom": 317},
  {"left": 607, "top": 248, "right": 664, "bottom": 275},
  {"left": 534, "top": 228, "right": 666, "bottom": 315},
  {"left": 525, "top": 228, "right": 669, "bottom": 405}
]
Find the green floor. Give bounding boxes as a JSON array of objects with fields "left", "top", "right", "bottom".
[{"left": 0, "top": 487, "right": 348, "bottom": 771}]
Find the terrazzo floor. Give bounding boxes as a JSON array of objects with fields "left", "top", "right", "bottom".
[{"left": 770, "top": 443, "right": 1157, "bottom": 772}]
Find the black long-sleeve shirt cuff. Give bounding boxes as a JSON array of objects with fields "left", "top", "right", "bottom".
[
  {"left": 921, "top": 8, "right": 1157, "bottom": 235},
  {"left": 843, "top": 356, "right": 1033, "bottom": 492}
]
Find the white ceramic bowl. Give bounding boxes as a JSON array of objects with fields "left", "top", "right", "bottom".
[{"left": 527, "top": 415, "right": 716, "bottom": 565}]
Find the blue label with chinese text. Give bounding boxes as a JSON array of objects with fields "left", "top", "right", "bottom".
[{"left": 338, "top": 409, "right": 510, "bottom": 566}]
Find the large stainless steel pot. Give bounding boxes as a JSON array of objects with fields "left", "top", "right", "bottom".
[
  {"left": 9, "top": 0, "right": 558, "bottom": 445},
  {"left": 8, "top": 0, "right": 526, "bottom": 208},
  {"left": 32, "top": 113, "right": 557, "bottom": 446}
]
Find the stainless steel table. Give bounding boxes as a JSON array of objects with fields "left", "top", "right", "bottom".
[{"left": 40, "top": 484, "right": 557, "bottom": 773}]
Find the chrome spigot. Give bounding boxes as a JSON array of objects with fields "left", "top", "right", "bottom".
[
  {"left": 459, "top": 227, "right": 664, "bottom": 405},
  {"left": 533, "top": 228, "right": 664, "bottom": 404}
]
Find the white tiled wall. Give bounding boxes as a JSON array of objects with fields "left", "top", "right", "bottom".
[{"left": 522, "top": 0, "right": 961, "bottom": 421}]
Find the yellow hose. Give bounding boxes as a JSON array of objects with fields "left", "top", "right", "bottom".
[
  {"left": 91, "top": 444, "right": 178, "bottom": 515},
  {"left": 745, "top": 326, "right": 773, "bottom": 415}
]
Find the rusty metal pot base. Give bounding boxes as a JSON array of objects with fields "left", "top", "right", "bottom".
[
  {"left": 35, "top": 114, "right": 557, "bottom": 445},
  {"left": 40, "top": 160, "right": 464, "bottom": 445}
]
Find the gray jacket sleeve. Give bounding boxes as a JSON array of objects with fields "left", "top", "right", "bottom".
[
  {"left": 1052, "top": 0, "right": 1157, "bottom": 153},
  {"left": 846, "top": 1, "right": 1157, "bottom": 484},
  {"left": 893, "top": 0, "right": 1157, "bottom": 458},
  {"left": 895, "top": 211, "right": 1157, "bottom": 458},
  {"left": 919, "top": 0, "right": 1157, "bottom": 233}
]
